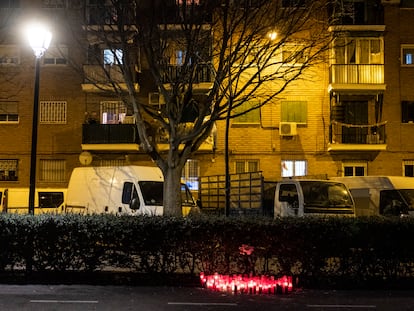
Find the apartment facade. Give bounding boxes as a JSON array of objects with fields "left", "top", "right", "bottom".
[{"left": 0, "top": 0, "right": 413, "bottom": 195}]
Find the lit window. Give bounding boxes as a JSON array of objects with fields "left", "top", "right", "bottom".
[
  {"left": 402, "top": 45, "right": 414, "bottom": 66},
  {"left": 342, "top": 162, "right": 366, "bottom": 176},
  {"left": 0, "top": 102, "right": 18, "bottom": 123},
  {"left": 104, "top": 49, "right": 123, "bottom": 65},
  {"left": 100, "top": 101, "right": 127, "bottom": 124},
  {"left": 40, "top": 101, "right": 67, "bottom": 124},
  {"left": 281, "top": 101, "right": 307, "bottom": 123},
  {"left": 39, "top": 159, "right": 66, "bottom": 182},
  {"left": 182, "top": 159, "right": 200, "bottom": 191},
  {"left": 0, "top": 159, "right": 18, "bottom": 181},
  {"left": 177, "top": 0, "right": 200, "bottom": 5},
  {"left": 235, "top": 160, "right": 259, "bottom": 174},
  {"left": 281, "top": 160, "right": 306, "bottom": 177}
]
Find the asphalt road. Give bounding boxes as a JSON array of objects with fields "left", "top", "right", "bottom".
[{"left": 0, "top": 285, "right": 413, "bottom": 310}]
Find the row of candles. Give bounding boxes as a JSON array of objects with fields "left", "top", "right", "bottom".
[{"left": 200, "top": 272, "right": 293, "bottom": 295}]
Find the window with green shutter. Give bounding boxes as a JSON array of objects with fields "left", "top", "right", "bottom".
[
  {"left": 281, "top": 101, "right": 307, "bottom": 124},
  {"left": 233, "top": 101, "right": 260, "bottom": 124}
]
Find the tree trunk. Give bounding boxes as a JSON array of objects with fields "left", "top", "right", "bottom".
[{"left": 163, "top": 165, "right": 183, "bottom": 217}]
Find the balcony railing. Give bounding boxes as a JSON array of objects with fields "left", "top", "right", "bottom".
[
  {"left": 330, "top": 64, "right": 384, "bottom": 85},
  {"left": 330, "top": 121, "right": 386, "bottom": 145},
  {"left": 82, "top": 124, "right": 139, "bottom": 144},
  {"left": 83, "top": 65, "right": 125, "bottom": 84},
  {"left": 162, "top": 64, "right": 213, "bottom": 84}
]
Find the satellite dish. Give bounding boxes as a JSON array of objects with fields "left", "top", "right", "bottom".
[{"left": 79, "top": 151, "right": 93, "bottom": 165}]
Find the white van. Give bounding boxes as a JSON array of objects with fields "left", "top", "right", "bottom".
[
  {"left": 274, "top": 179, "right": 355, "bottom": 218},
  {"left": 330, "top": 176, "right": 414, "bottom": 217},
  {"left": 66, "top": 165, "right": 198, "bottom": 216},
  {"left": 0, "top": 188, "right": 66, "bottom": 214}
]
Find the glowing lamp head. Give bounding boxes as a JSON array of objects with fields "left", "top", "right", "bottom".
[
  {"left": 26, "top": 23, "right": 52, "bottom": 58},
  {"left": 268, "top": 31, "right": 277, "bottom": 41}
]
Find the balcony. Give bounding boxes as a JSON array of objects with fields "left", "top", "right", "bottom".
[
  {"left": 82, "top": 124, "right": 140, "bottom": 151},
  {"left": 81, "top": 65, "right": 139, "bottom": 92},
  {"left": 162, "top": 64, "right": 214, "bottom": 91},
  {"left": 328, "top": 121, "right": 387, "bottom": 151},
  {"left": 81, "top": 123, "right": 215, "bottom": 152},
  {"left": 329, "top": 64, "right": 385, "bottom": 92}
]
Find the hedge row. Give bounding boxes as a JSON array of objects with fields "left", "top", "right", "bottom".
[{"left": 1, "top": 214, "right": 414, "bottom": 288}]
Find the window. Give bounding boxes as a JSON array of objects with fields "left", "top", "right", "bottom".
[
  {"left": 404, "top": 160, "right": 414, "bottom": 177},
  {"left": 39, "top": 159, "right": 66, "bottom": 182},
  {"left": 281, "top": 101, "right": 307, "bottom": 123},
  {"left": 0, "top": 0, "right": 19, "bottom": 8},
  {"left": 0, "top": 159, "right": 18, "bottom": 181},
  {"left": 101, "top": 101, "right": 127, "bottom": 124},
  {"left": 401, "top": 0, "right": 414, "bottom": 8},
  {"left": 281, "top": 160, "right": 306, "bottom": 177},
  {"left": 104, "top": 49, "right": 123, "bottom": 65},
  {"left": 282, "top": 0, "right": 305, "bottom": 7},
  {"left": 177, "top": 0, "right": 200, "bottom": 5},
  {"left": 334, "top": 38, "right": 383, "bottom": 64},
  {"left": 402, "top": 45, "right": 414, "bottom": 66},
  {"left": 42, "top": 0, "right": 66, "bottom": 8},
  {"left": 402, "top": 101, "right": 414, "bottom": 123},
  {"left": 182, "top": 159, "right": 200, "bottom": 191},
  {"left": 233, "top": 101, "right": 260, "bottom": 124},
  {"left": 0, "top": 102, "right": 18, "bottom": 123},
  {"left": 40, "top": 101, "right": 67, "bottom": 124},
  {"left": 235, "top": 160, "right": 259, "bottom": 174},
  {"left": 43, "top": 46, "right": 68, "bottom": 65},
  {"left": 282, "top": 45, "right": 307, "bottom": 64},
  {"left": 0, "top": 45, "right": 19, "bottom": 65},
  {"left": 342, "top": 162, "right": 366, "bottom": 176}
]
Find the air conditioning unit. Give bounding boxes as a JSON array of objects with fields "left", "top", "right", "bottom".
[{"left": 279, "top": 122, "right": 297, "bottom": 136}]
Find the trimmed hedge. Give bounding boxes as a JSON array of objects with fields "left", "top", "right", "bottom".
[{"left": 1, "top": 214, "right": 414, "bottom": 288}]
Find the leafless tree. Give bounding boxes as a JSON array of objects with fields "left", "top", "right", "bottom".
[{"left": 79, "top": 0, "right": 331, "bottom": 216}]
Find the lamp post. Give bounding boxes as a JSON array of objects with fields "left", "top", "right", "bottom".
[{"left": 26, "top": 23, "right": 52, "bottom": 215}]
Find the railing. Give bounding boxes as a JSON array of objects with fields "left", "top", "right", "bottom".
[
  {"left": 82, "top": 124, "right": 139, "bottom": 144},
  {"left": 330, "top": 64, "right": 384, "bottom": 84},
  {"left": 162, "top": 64, "right": 213, "bottom": 84},
  {"left": 330, "top": 121, "right": 386, "bottom": 145},
  {"left": 83, "top": 65, "right": 125, "bottom": 84}
]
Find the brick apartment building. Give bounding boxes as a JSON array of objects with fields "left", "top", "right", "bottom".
[{"left": 0, "top": 0, "right": 414, "bottom": 195}]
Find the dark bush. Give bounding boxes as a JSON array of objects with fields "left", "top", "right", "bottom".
[{"left": 1, "top": 213, "right": 414, "bottom": 288}]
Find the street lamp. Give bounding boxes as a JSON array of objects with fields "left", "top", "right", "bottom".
[{"left": 26, "top": 23, "right": 52, "bottom": 215}]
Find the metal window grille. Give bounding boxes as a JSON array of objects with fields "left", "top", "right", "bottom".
[
  {"left": 39, "top": 159, "right": 66, "bottom": 182},
  {"left": 0, "top": 159, "right": 18, "bottom": 181},
  {"left": 235, "top": 160, "right": 259, "bottom": 174},
  {"left": 99, "top": 159, "right": 126, "bottom": 167},
  {"left": 40, "top": 101, "right": 67, "bottom": 124}
]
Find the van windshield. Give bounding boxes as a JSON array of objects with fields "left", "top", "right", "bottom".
[
  {"left": 399, "top": 189, "right": 414, "bottom": 212},
  {"left": 300, "top": 181, "right": 353, "bottom": 207},
  {"left": 139, "top": 181, "right": 163, "bottom": 206}
]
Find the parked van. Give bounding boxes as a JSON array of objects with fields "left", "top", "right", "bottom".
[
  {"left": 331, "top": 176, "right": 414, "bottom": 217},
  {"left": 274, "top": 179, "right": 355, "bottom": 218},
  {"left": 0, "top": 188, "right": 66, "bottom": 214},
  {"left": 66, "top": 165, "right": 199, "bottom": 216}
]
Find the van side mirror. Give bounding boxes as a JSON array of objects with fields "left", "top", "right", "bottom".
[{"left": 130, "top": 197, "right": 140, "bottom": 210}]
